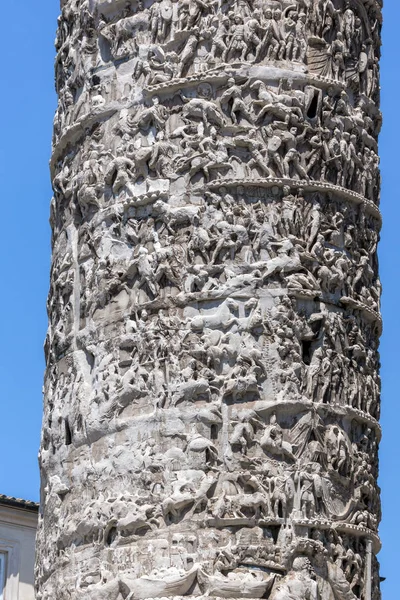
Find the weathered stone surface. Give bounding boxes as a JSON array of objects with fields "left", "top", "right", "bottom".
[{"left": 37, "top": 1, "right": 383, "bottom": 599}]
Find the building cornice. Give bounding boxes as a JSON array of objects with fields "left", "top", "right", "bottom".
[{"left": 0, "top": 495, "right": 39, "bottom": 514}]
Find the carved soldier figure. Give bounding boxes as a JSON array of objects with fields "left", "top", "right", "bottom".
[
  {"left": 187, "top": 0, "right": 216, "bottom": 30},
  {"left": 271, "top": 472, "right": 295, "bottom": 519},
  {"left": 342, "top": 1, "right": 355, "bottom": 53},
  {"left": 331, "top": 32, "right": 346, "bottom": 81},
  {"left": 105, "top": 149, "right": 136, "bottom": 198},
  {"left": 327, "top": 128, "right": 342, "bottom": 185},
  {"left": 346, "top": 133, "right": 362, "bottom": 188},
  {"left": 280, "top": 10, "right": 297, "bottom": 61},
  {"left": 225, "top": 15, "right": 248, "bottom": 62},
  {"left": 245, "top": 15, "right": 263, "bottom": 58},
  {"left": 260, "top": 413, "right": 295, "bottom": 462},
  {"left": 150, "top": 0, "right": 163, "bottom": 43},
  {"left": 128, "top": 247, "right": 159, "bottom": 297},
  {"left": 179, "top": 31, "right": 201, "bottom": 77},
  {"left": 133, "top": 96, "right": 168, "bottom": 132},
  {"left": 220, "top": 78, "right": 253, "bottom": 124},
  {"left": 260, "top": 125, "right": 285, "bottom": 177},
  {"left": 208, "top": 16, "right": 229, "bottom": 60},
  {"left": 283, "top": 127, "right": 309, "bottom": 180},
  {"left": 245, "top": 137, "right": 271, "bottom": 178},
  {"left": 321, "top": 0, "right": 338, "bottom": 41},
  {"left": 294, "top": 12, "right": 308, "bottom": 63},
  {"left": 257, "top": 9, "right": 281, "bottom": 61},
  {"left": 229, "top": 413, "right": 258, "bottom": 455}
]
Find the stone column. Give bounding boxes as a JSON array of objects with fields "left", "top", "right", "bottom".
[
  {"left": 365, "top": 538, "right": 373, "bottom": 600},
  {"left": 37, "top": 1, "right": 383, "bottom": 599}
]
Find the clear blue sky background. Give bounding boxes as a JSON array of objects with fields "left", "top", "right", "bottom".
[{"left": 0, "top": 1, "right": 398, "bottom": 597}]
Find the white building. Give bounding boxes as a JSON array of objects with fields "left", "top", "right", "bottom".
[{"left": 0, "top": 495, "right": 38, "bottom": 600}]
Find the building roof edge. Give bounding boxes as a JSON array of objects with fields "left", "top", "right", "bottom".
[{"left": 0, "top": 494, "right": 39, "bottom": 513}]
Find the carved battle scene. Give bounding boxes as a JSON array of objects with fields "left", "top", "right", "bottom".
[{"left": 37, "top": 0, "right": 383, "bottom": 599}]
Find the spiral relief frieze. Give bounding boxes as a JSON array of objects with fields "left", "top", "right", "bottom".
[{"left": 37, "top": 1, "right": 383, "bottom": 599}]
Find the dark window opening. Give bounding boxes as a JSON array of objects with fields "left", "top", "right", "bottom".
[
  {"left": 65, "top": 418, "right": 72, "bottom": 446},
  {"left": 85, "top": 349, "right": 95, "bottom": 371},
  {"left": 76, "top": 414, "right": 83, "bottom": 432},
  {"left": 211, "top": 424, "right": 218, "bottom": 440},
  {"left": 106, "top": 526, "right": 117, "bottom": 546},
  {"left": 307, "top": 91, "right": 319, "bottom": 120},
  {"left": 267, "top": 525, "right": 281, "bottom": 544},
  {"left": 302, "top": 340, "right": 313, "bottom": 365}
]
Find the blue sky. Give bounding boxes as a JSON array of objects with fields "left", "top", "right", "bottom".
[
  {"left": 0, "top": 0, "right": 58, "bottom": 502},
  {"left": 0, "top": 1, "right": 398, "bottom": 597},
  {"left": 377, "top": 1, "right": 400, "bottom": 597}
]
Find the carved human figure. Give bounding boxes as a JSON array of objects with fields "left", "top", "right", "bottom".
[
  {"left": 271, "top": 557, "right": 318, "bottom": 600},
  {"left": 220, "top": 78, "right": 252, "bottom": 125},
  {"left": 260, "top": 413, "right": 295, "bottom": 461},
  {"left": 226, "top": 15, "right": 248, "bottom": 62}
]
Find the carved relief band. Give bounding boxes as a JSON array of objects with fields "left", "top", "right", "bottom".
[{"left": 37, "top": 1, "right": 383, "bottom": 599}]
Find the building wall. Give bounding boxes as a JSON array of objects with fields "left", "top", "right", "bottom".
[{"left": 0, "top": 504, "right": 37, "bottom": 600}]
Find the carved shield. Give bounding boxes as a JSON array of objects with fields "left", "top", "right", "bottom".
[
  {"left": 358, "top": 51, "right": 368, "bottom": 73},
  {"left": 268, "top": 136, "right": 282, "bottom": 152},
  {"left": 161, "top": 1, "right": 173, "bottom": 21}
]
